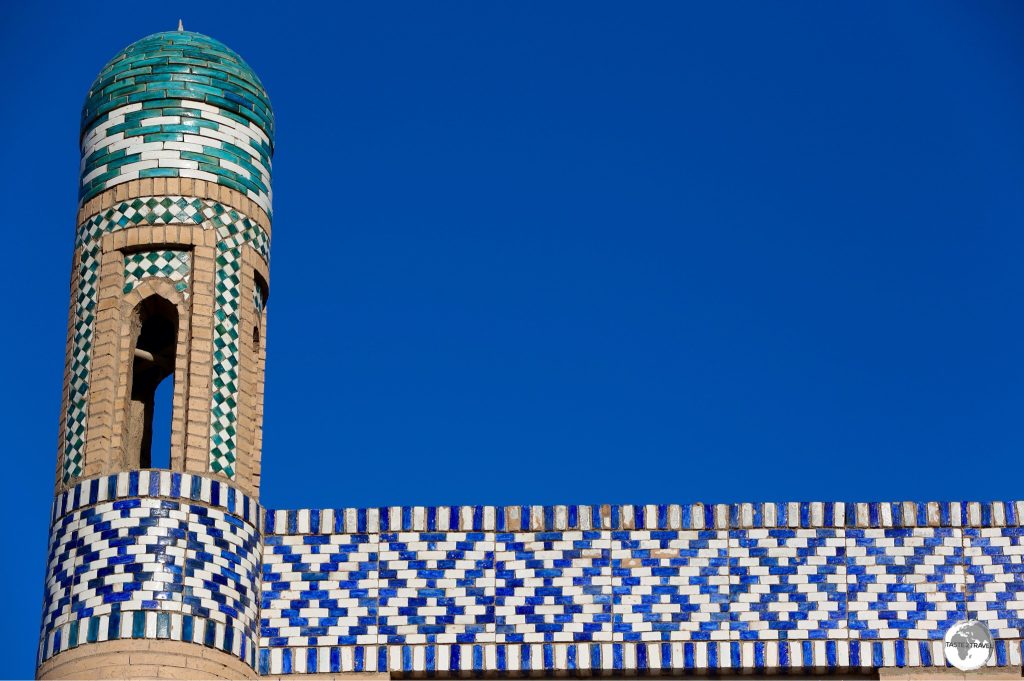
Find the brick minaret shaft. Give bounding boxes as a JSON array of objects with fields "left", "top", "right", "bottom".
[{"left": 39, "top": 29, "right": 273, "bottom": 679}]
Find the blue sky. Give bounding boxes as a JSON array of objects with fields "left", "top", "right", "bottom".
[{"left": 1, "top": 1, "right": 1023, "bottom": 675}]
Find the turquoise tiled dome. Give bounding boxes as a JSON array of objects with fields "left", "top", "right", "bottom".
[
  {"left": 82, "top": 30, "right": 274, "bottom": 144},
  {"left": 78, "top": 30, "right": 274, "bottom": 210}
]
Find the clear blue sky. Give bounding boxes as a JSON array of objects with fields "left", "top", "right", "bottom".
[{"left": 1, "top": 1, "right": 1022, "bottom": 675}]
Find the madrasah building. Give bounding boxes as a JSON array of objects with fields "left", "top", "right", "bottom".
[{"left": 36, "top": 27, "right": 1023, "bottom": 680}]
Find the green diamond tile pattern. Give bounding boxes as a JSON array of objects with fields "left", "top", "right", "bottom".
[
  {"left": 123, "top": 250, "right": 192, "bottom": 297},
  {"left": 63, "top": 246, "right": 100, "bottom": 480},
  {"left": 62, "top": 197, "right": 268, "bottom": 483},
  {"left": 208, "top": 212, "right": 267, "bottom": 478}
]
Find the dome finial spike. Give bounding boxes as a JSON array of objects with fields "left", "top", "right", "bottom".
[{"left": 177, "top": 19, "right": 184, "bottom": 31}]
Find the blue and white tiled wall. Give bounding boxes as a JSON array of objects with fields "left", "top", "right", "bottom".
[
  {"left": 255, "top": 502, "right": 1024, "bottom": 675},
  {"left": 39, "top": 471, "right": 262, "bottom": 669},
  {"left": 41, "top": 496, "right": 1024, "bottom": 676}
]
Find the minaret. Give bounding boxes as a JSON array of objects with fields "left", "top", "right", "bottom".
[{"left": 38, "top": 29, "right": 273, "bottom": 679}]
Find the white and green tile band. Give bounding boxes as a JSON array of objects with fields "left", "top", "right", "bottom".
[
  {"left": 62, "top": 198, "right": 269, "bottom": 483},
  {"left": 210, "top": 211, "right": 269, "bottom": 477}
]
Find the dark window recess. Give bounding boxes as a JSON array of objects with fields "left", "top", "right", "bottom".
[{"left": 125, "top": 296, "right": 177, "bottom": 468}]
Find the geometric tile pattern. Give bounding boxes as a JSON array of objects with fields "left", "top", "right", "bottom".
[
  {"left": 729, "top": 529, "right": 847, "bottom": 640},
  {"left": 61, "top": 196, "right": 268, "bottom": 483},
  {"left": 39, "top": 474, "right": 261, "bottom": 668},
  {"left": 966, "top": 528, "right": 1024, "bottom": 639},
  {"left": 847, "top": 528, "right": 965, "bottom": 640},
  {"left": 208, "top": 212, "right": 268, "bottom": 478},
  {"left": 80, "top": 31, "right": 273, "bottom": 213},
  {"left": 256, "top": 639, "right": 1024, "bottom": 676},
  {"left": 123, "top": 249, "right": 191, "bottom": 297},
  {"left": 378, "top": 532, "right": 493, "bottom": 644},
  {"left": 261, "top": 533, "right": 379, "bottom": 647},
  {"left": 494, "top": 531, "right": 613, "bottom": 643},
  {"left": 41, "top": 479, "right": 1024, "bottom": 675},
  {"left": 61, "top": 244, "right": 100, "bottom": 480},
  {"left": 612, "top": 530, "right": 730, "bottom": 641}
]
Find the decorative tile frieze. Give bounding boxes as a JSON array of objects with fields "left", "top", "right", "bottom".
[
  {"left": 847, "top": 528, "right": 965, "bottom": 640},
  {"left": 39, "top": 473, "right": 261, "bottom": 669},
  {"left": 80, "top": 101, "right": 272, "bottom": 214},
  {"left": 378, "top": 532, "right": 493, "bottom": 644},
  {"left": 729, "top": 529, "right": 847, "bottom": 640},
  {"left": 40, "top": 612, "right": 255, "bottom": 669},
  {"left": 494, "top": 531, "right": 613, "bottom": 643},
  {"left": 612, "top": 530, "right": 730, "bottom": 642},
  {"left": 261, "top": 533, "right": 379, "bottom": 648},
  {"left": 965, "top": 528, "right": 1024, "bottom": 639},
  {"left": 42, "top": 483, "right": 1024, "bottom": 675}
]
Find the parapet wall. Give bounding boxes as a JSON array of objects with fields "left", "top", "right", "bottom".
[
  {"left": 40, "top": 474, "right": 1024, "bottom": 677},
  {"left": 259, "top": 503, "right": 1024, "bottom": 676}
]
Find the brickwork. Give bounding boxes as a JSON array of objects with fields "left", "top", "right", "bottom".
[
  {"left": 59, "top": 190, "right": 269, "bottom": 492},
  {"left": 38, "top": 28, "right": 1024, "bottom": 680},
  {"left": 56, "top": 28, "right": 274, "bottom": 493},
  {"left": 37, "top": 639, "right": 257, "bottom": 680}
]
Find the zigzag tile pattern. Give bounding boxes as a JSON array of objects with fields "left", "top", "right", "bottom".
[
  {"left": 379, "top": 532, "right": 493, "bottom": 644},
  {"left": 847, "top": 528, "right": 965, "bottom": 639},
  {"left": 611, "top": 530, "right": 730, "bottom": 641},
  {"left": 494, "top": 531, "right": 613, "bottom": 643},
  {"left": 41, "top": 483, "right": 1024, "bottom": 675},
  {"left": 729, "top": 529, "right": 847, "bottom": 640},
  {"left": 261, "top": 534, "right": 378, "bottom": 647},
  {"left": 966, "top": 528, "right": 1024, "bottom": 639},
  {"left": 39, "top": 472, "right": 261, "bottom": 668}
]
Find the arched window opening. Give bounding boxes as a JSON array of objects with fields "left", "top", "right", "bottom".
[
  {"left": 252, "top": 325, "right": 261, "bottom": 353},
  {"left": 125, "top": 296, "right": 178, "bottom": 469}
]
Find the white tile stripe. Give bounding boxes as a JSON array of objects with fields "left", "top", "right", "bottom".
[{"left": 266, "top": 501, "right": 1024, "bottom": 534}]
